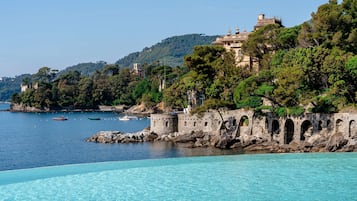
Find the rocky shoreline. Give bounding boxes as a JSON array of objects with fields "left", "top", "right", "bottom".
[
  {"left": 9, "top": 103, "right": 127, "bottom": 113},
  {"left": 86, "top": 128, "right": 357, "bottom": 153}
]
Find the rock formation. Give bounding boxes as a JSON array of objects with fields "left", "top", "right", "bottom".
[{"left": 87, "top": 127, "right": 357, "bottom": 154}]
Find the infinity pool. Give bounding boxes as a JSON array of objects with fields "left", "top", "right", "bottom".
[{"left": 1, "top": 153, "right": 356, "bottom": 200}]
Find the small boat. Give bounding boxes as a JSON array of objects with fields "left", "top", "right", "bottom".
[
  {"left": 52, "top": 116, "right": 68, "bottom": 121},
  {"left": 119, "top": 115, "right": 138, "bottom": 121},
  {"left": 88, "top": 117, "right": 101, "bottom": 120}
]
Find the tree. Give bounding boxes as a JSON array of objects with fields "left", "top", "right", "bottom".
[
  {"left": 273, "top": 65, "right": 304, "bottom": 106},
  {"left": 233, "top": 71, "right": 275, "bottom": 109},
  {"left": 298, "top": 0, "right": 357, "bottom": 53},
  {"left": 242, "top": 24, "right": 282, "bottom": 68},
  {"left": 277, "top": 25, "right": 300, "bottom": 50},
  {"left": 92, "top": 73, "right": 113, "bottom": 106},
  {"left": 76, "top": 77, "right": 94, "bottom": 108},
  {"left": 132, "top": 79, "right": 150, "bottom": 101},
  {"left": 33, "top": 67, "right": 57, "bottom": 83},
  {"left": 103, "top": 64, "right": 120, "bottom": 76},
  {"left": 56, "top": 71, "right": 81, "bottom": 108}
]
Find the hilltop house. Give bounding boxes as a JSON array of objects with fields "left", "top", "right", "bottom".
[{"left": 213, "top": 14, "right": 282, "bottom": 72}]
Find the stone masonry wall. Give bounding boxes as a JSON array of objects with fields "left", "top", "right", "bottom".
[
  {"left": 150, "top": 113, "right": 178, "bottom": 135},
  {"left": 150, "top": 110, "right": 357, "bottom": 147}
]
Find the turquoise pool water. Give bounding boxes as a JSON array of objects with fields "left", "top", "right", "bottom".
[{"left": 1, "top": 153, "right": 356, "bottom": 201}]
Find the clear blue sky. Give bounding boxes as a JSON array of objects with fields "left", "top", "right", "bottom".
[{"left": 0, "top": 0, "right": 328, "bottom": 77}]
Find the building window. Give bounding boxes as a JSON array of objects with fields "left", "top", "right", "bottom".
[
  {"left": 165, "top": 121, "right": 169, "bottom": 127},
  {"left": 204, "top": 122, "right": 208, "bottom": 127},
  {"left": 184, "top": 121, "right": 187, "bottom": 126},
  {"left": 194, "top": 122, "right": 196, "bottom": 127}
]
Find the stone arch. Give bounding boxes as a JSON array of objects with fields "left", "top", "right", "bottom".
[
  {"left": 239, "top": 116, "right": 249, "bottom": 126},
  {"left": 300, "top": 120, "right": 313, "bottom": 141},
  {"left": 265, "top": 118, "right": 269, "bottom": 131},
  {"left": 318, "top": 120, "right": 323, "bottom": 131},
  {"left": 327, "top": 119, "right": 332, "bottom": 131},
  {"left": 232, "top": 119, "right": 237, "bottom": 127},
  {"left": 349, "top": 120, "right": 357, "bottom": 138},
  {"left": 284, "top": 119, "right": 294, "bottom": 144},
  {"left": 238, "top": 115, "right": 250, "bottom": 136},
  {"left": 336, "top": 119, "right": 343, "bottom": 133},
  {"left": 271, "top": 120, "right": 280, "bottom": 135}
]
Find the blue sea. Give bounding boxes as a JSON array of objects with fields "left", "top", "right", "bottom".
[
  {"left": 0, "top": 103, "right": 236, "bottom": 171},
  {"left": 0, "top": 103, "right": 357, "bottom": 200}
]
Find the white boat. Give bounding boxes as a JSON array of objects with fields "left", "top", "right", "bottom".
[
  {"left": 119, "top": 115, "right": 138, "bottom": 121},
  {"left": 52, "top": 116, "right": 68, "bottom": 121}
]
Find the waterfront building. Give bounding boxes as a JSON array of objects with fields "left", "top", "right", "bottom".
[{"left": 213, "top": 14, "right": 282, "bottom": 72}]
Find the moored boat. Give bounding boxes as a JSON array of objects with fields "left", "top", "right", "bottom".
[
  {"left": 52, "top": 116, "right": 68, "bottom": 121},
  {"left": 88, "top": 117, "right": 101, "bottom": 120},
  {"left": 119, "top": 115, "right": 138, "bottom": 121}
]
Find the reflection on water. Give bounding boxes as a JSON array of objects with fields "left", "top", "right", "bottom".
[{"left": 149, "top": 142, "right": 243, "bottom": 158}]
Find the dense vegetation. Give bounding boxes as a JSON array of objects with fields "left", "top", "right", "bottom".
[
  {"left": 0, "top": 75, "right": 31, "bottom": 101},
  {"left": 57, "top": 61, "right": 107, "bottom": 77},
  {"left": 166, "top": 0, "right": 357, "bottom": 115},
  {"left": 11, "top": 0, "right": 357, "bottom": 115},
  {"left": 1, "top": 34, "right": 216, "bottom": 102},
  {"left": 116, "top": 34, "right": 218, "bottom": 67},
  {"left": 11, "top": 64, "right": 186, "bottom": 110}
]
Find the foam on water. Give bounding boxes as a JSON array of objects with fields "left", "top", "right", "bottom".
[{"left": 1, "top": 153, "right": 357, "bottom": 201}]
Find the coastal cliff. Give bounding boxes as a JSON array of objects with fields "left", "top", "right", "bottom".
[{"left": 87, "top": 109, "right": 357, "bottom": 153}]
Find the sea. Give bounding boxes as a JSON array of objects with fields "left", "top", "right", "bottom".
[
  {"left": 0, "top": 103, "right": 236, "bottom": 171},
  {"left": 1, "top": 102, "right": 357, "bottom": 200}
]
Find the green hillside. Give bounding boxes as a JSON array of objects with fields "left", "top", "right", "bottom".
[
  {"left": 57, "top": 61, "right": 107, "bottom": 77},
  {"left": 0, "top": 34, "right": 218, "bottom": 102},
  {"left": 116, "top": 34, "right": 219, "bottom": 67},
  {"left": 0, "top": 74, "right": 31, "bottom": 101}
]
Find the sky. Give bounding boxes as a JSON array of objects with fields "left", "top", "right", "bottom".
[{"left": 0, "top": 0, "right": 329, "bottom": 77}]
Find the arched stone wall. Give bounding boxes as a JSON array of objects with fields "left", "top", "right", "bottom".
[
  {"left": 150, "top": 111, "right": 357, "bottom": 146},
  {"left": 238, "top": 115, "right": 250, "bottom": 137},
  {"left": 271, "top": 120, "right": 280, "bottom": 135},
  {"left": 336, "top": 119, "right": 343, "bottom": 133},
  {"left": 318, "top": 120, "right": 323, "bottom": 131},
  {"left": 239, "top": 115, "right": 249, "bottom": 126},
  {"left": 327, "top": 119, "right": 332, "bottom": 131},
  {"left": 284, "top": 119, "right": 294, "bottom": 144},
  {"left": 300, "top": 120, "right": 313, "bottom": 141},
  {"left": 349, "top": 120, "right": 357, "bottom": 138}
]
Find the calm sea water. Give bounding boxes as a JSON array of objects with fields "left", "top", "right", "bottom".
[
  {"left": 0, "top": 103, "right": 236, "bottom": 171},
  {"left": 1, "top": 103, "right": 357, "bottom": 200}
]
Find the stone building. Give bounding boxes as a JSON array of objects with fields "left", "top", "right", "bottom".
[
  {"left": 213, "top": 29, "right": 252, "bottom": 70},
  {"left": 20, "top": 82, "right": 38, "bottom": 92},
  {"left": 213, "top": 14, "right": 282, "bottom": 72},
  {"left": 132, "top": 63, "right": 145, "bottom": 78},
  {"left": 150, "top": 110, "right": 357, "bottom": 147},
  {"left": 254, "top": 14, "right": 282, "bottom": 31},
  {"left": 150, "top": 113, "right": 178, "bottom": 135}
]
